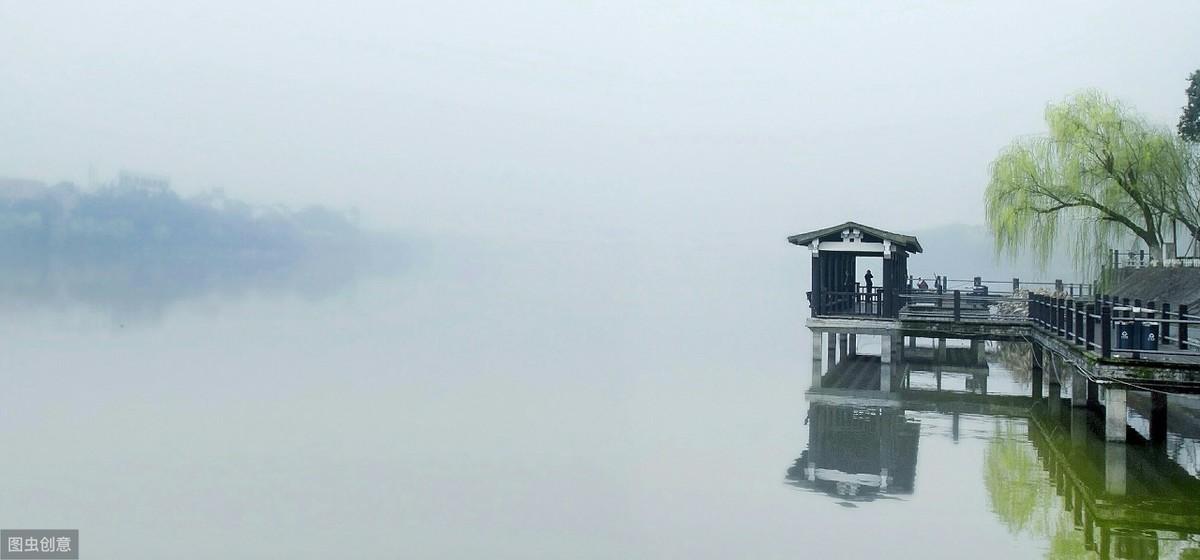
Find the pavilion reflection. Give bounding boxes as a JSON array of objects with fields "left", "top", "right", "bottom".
[{"left": 785, "top": 402, "right": 919, "bottom": 502}]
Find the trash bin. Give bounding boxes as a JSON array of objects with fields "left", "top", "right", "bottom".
[
  {"left": 1115, "top": 320, "right": 1137, "bottom": 350},
  {"left": 1140, "top": 321, "right": 1160, "bottom": 351}
]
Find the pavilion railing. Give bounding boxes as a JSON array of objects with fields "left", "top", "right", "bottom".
[{"left": 813, "top": 289, "right": 884, "bottom": 317}]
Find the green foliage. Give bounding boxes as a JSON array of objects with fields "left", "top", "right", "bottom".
[
  {"left": 1181, "top": 70, "right": 1200, "bottom": 142},
  {"left": 984, "top": 421, "right": 1048, "bottom": 534},
  {"left": 986, "top": 90, "right": 1189, "bottom": 275}
]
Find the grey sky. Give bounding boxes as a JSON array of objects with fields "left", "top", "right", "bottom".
[{"left": 2, "top": 1, "right": 1198, "bottom": 241}]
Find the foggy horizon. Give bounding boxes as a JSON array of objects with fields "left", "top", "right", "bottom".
[
  {"left": 3, "top": 3, "right": 1200, "bottom": 559},
  {"left": 4, "top": 2, "right": 1199, "bottom": 242}
]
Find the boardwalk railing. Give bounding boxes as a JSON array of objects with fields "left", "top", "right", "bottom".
[
  {"left": 907, "top": 275, "right": 1094, "bottom": 298},
  {"left": 1028, "top": 293, "right": 1200, "bottom": 361},
  {"left": 1107, "top": 249, "right": 1200, "bottom": 269}
]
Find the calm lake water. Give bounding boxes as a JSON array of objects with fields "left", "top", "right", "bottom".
[{"left": 1, "top": 238, "right": 1198, "bottom": 558}]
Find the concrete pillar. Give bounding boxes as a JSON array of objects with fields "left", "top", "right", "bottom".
[
  {"left": 1087, "top": 380, "right": 1099, "bottom": 409},
  {"left": 907, "top": 336, "right": 916, "bottom": 349},
  {"left": 1104, "top": 387, "right": 1127, "bottom": 443},
  {"left": 847, "top": 334, "right": 857, "bottom": 357},
  {"left": 936, "top": 337, "right": 946, "bottom": 360},
  {"left": 971, "top": 339, "right": 985, "bottom": 364},
  {"left": 880, "top": 334, "right": 895, "bottom": 392},
  {"left": 951, "top": 412, "right": 960, "bottom": 442},
  {"left": 1070, "top": 407, "right": 1089, "bottom": 448},
  {"left": 1150, "top": 392, "right": 1168, "bottom": 444},
  {"left": 837, "top": 333, "right": 848, "bottom": 361},
  {"left": 1071, "top": 371, "right": 1089, "bottom": 408},
  {"left": 1084, "top": 509, "right": 1095, "bottom": 550},
  {"left": 975, "top": 373, "right": 988, "bottom": 395},
  {"left": 1104, "top": 442, "right": 1127, "bottom": 495},
  {"left": 1048, "top": 382, "right": 1062, "bottom": 418}
]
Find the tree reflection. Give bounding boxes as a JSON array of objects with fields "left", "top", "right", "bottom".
[{"left": 984, "top": 419, "right": 1095, "bottom": 559}]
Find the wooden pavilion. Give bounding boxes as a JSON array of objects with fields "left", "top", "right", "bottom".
[{"left": 788, "top": 221, "right": 922, "bottom": 319}]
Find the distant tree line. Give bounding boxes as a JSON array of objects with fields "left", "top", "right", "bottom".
[
  {"left": 0, "top": 174, "right": 360, "bottom": 260},
  {"left": 984, "top": 71, "right": 1200, "bottom": 274}
]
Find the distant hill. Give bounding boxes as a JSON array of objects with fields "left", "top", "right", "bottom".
[
  {"left": 0, "top": 175, "right": 361, "bottom": 259},
  {"left": 0, "top": 175, "right": 406, "bottom": 322}
]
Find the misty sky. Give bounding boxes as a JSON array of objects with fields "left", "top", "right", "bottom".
[{"left": 2, "top": 1, "right": 1198, "bottom": 242}]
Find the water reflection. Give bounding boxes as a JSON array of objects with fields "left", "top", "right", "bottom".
[
  {"left": 0, "top": 237, "right": 407, "bottom": 324},
  {"left": 792, "top": 328, "right": 1200, "bottom": 559},
  {"left": 786, "top": 404, "right": 919, "bottom": 503}
]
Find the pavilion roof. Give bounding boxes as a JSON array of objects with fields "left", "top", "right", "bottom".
[{"left": 787, "top": 221, "right": 923, "bottom": 253}]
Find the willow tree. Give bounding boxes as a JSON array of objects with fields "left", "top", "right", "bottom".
[{"left": 985, "top": 90, "right": 1184, "bottom": 272}]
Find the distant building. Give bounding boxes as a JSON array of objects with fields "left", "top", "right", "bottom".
[{"left": 115, "top": 170, "right": 170, "bottom": 194}]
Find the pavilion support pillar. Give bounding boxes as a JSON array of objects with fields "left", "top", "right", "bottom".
[
  {"left": 1031, "top": 343, "right": 1044, "bottom": 400},
  {"left": 1150, "top": 392, "right": 1168, "bottom": 444},
  {"left": 1071, "top": 371, "right": 1089, "bottom": 408},
  {"left": 880, "top": 334, "right": 893, "bottom": 393},
  {"left": 837, "top": 333, "right": 848, "bottom": 361},
  {"left": 847, "top": 334, "right": 857, "bottom": 357},
  {"left": 1104, "top": 442, "right": 1127, "bottom": 495},
  {"left": 826, "top": 331, "right": 836, "bottom": 368},
  {"left": 881, "top": 241, "right": 894, "bottom": 317},
  {"left": 1104, "top": 386, "right": 1127, "bottom": 443},
  {"left": 811, "top": 331, "right": 824, "bottom": 389},
  {"left": 907, "top": 336, "right": 916, "bottom": 349},
  {"left": 810, "top": 244, "right": 821, "bottom": 317},
  {"left": 1087, "top": 380, "right": 1100, "bottom": 409}
]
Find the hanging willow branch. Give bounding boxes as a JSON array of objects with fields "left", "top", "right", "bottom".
[{"left": 985, "top": 90, "right": 1192, "bottom": 277}]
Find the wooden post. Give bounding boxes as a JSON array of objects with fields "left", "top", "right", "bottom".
[
  {"left": 1162, "top": 303, "right": 1172, "bottom": 341},
  {"left": 1132, "top": 298, "right": 1143, "bottom": 360},
  {"left": 1101, "top": 304, "right": 1112, "bottom": 358},
  {"left": 1077, "top": 301, "right": 1086, "bottom": 344},
  {"left": 1180, "top": 305, "right": 1189, "bottom": 350},
  {"left": 1059, "top": 297, "right": 1066, "bottom": 336},
  {"left": 953, "top": 290, "right": 961, "bottom": 322},
  {"left": 1070, "top": 299, "right": 1080, "bottom": 340},
  {"left": 1085, "top": 304, "right": 1095, "bottom": 350}
]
